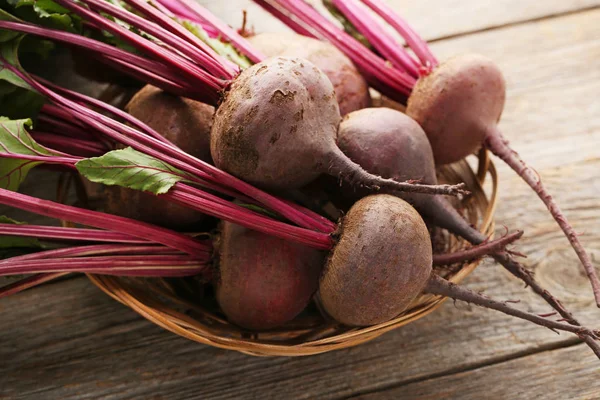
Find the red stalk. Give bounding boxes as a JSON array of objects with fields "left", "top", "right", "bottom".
[
  {"left": 30, "top": 131, "right": 108, "bottom": 157},
  {"left": 77, "top": 0, "right": 235, "bottom": 81},
  {"left": 0, "top": 273, "right": 68, "bottom": 298},
  {"left": 0, "top": 188, "right": 208, "bottom": 256},
  {"left": 330, "top": 0, "right": 420, "bottom": 77},
  {"left": 253, "top": 0, "right": 318, "bottom": 38},
  {"left": 154, "top": 0, "right": 266, "bottom": 63},
  {"left": 0, "top": 224, "right": 151, "bottom": 244},
  {"left": 0, "top": 255, "right": 208, "bottom": 277},
  {"left": 359, "top": 0, "right": 437, "bottom": 67},
  {"left": 52, "top": 0, "right": 226, "bottom": 98}
]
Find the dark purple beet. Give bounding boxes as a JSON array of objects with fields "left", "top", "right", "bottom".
[{"left": 216, "top": 220, "right": 325, "bottom": 330}]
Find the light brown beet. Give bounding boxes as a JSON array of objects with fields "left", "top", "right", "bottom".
[
  {"left": 216, "top": 221, "right": 325, "bottom": 330},
  {"left": 408, "top": 55, "right": 600, "bottom": 306},
  {"left": 105, "top": 85, "right": 215, "bottom": 230},
  {"left": 212, "top": 57, "right": 464, "bottom": 196},
  {"left": 320, "top": 195, "right": 432, "bottom": 326},
  {"left": 211, "top": 56, "right": 341, "bottom": 190},
  {"left": 248, "top": 32, "right": 371, "bottom": 115},
  {"left": 407, "top": 54, "right": 506, "bottom": 165}
]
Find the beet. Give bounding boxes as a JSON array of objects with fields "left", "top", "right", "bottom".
[
  {"left": 248, "top": 32, "right": 371, "bottom": 115},
  {"left": 105, "top": 85, "right": 214, "bottom": 230},
  {"left": 216, "top": 220, "right": 325, "bottom": 330},
  {"left": 406, "top": 54, "right": 506, "bottom": 165},
  {"left": 211, "top": 56, "right": 463, "bottom": 197},
  {"left": 319, "top": 194, "right": 432, "bottom": 326}
]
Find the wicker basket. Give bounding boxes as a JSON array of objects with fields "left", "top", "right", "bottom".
[{"left": 88, "top": 149, "right": 498, "bottom": 357}]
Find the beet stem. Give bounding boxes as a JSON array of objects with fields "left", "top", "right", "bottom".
[
  {"left": 485, "top": 127, "right": 600, "bottom": 307},
  {"left": 253, "top": 0, "right": 318, "bottom": 38},
  {"left": 155, "top": 0, "right": 266, "bottom": 64},
  {"left": 424, "top": 195, "right": 600, "bottom": 358},
  {"left": 0, "top": 255, "right": 208, "bottom": 277},
  {"left": 425, "top": 274, "right": 600, "bottom": 359},
  {"left": 359, "top": 0, "right": 438, "bottom": 67},
  {"left": 328, "top": 148, "right": 469, "bottom": 197},
  {"left": 329, "top": 0, "right": 421, "bottom": 77},
  {"left": 0, "top": 188, "right": 208, "bottom": 256},
  {"left": 0, "top": 273, "right": 68, "bottom": 298},
  {"left": 0, "top": 224, "right": 152, "bottom": 244},
  {"left": 433, "top": 230, "right": 523, "bottom": 266},
  {"left": 264, "top": 0, "right": 415, "bottom": 95}
]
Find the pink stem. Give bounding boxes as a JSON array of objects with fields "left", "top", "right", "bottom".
[
  {"left": 78, "top": 0, "right": 235, "bottom": 81},
  {"left": 155, "top": 0, "right": 266, "bottom": 63},
  {"left": 0, "top": 224, "right": 152, "bottom": 244},
  {"left": 52, "top": 0, "right": 225, "bottom": 97},
  {"left": 38, "top": 77, "right": 174, "bottom": 146},
  {"left": 0, "top": 273, "right": 68, "bottom": 298},
  {"left": 30, "top": 131, "right": 107, "bottom": 157},
  {"left": 433, "top": 230, "right": 523, "bottom": 266},
  {"left": 360, "top": 0, "right": 438, "bottom": 67},
  {"left": 253, "top": 0, "right": 317, "bottom": 38},
  {"left": 266, "top": 0, "right": 415, "bottom": 95},
  {"left": 485, "top": 127, "right": 600, "bottom": 307},
  {"left": 0, "top": 188, "right": 208, "bottom": 256},
  {"left": 1, "top": 244, "right": 185, "bottom": 263},
  {"left": 0, "top": 255, "right": 209, "bottom": 277},
  {"left": 330, "top": 0, "right": 420, "bottom": 78},
  {"left": 169, "top": 183, "right": 334, "bottom": 249},
  {"left": 121, "top": 0, "right": 238, "bottom": 78}
]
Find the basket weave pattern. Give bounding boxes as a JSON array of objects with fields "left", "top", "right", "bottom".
[{"left": 89, "top": 150, "right": 498, "bottom": 356}]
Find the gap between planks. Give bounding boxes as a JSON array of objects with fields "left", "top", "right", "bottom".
[
  {"left": 427, "top": 3, "right": 600, "bottom": 44},
  {"left": 343, "top": 337, "right": 584, "bottom": 400}
]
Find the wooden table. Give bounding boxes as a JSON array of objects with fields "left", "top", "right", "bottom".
[{"left": 1, "top": 1, "right": 600, "bottom": 398}]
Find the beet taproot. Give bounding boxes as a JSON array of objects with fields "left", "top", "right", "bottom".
[
  {"left": 248, "top": 32, "right": 371, "bottom": 115},
  {"left": 319, "top": 194, "right": 432, "bottom": 326},
  {"left": 216, "top": 220, "right": 325, "bottom": 330}
]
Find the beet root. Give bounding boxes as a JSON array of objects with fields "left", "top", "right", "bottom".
[
  {"left": 216, "top": 221, "right": 325, "bottom": 330},
  {"left": 407, "top": 54, "right": 600, "bottom": 305},
  {"left": 211, "top": 56, "right": 465, "bottom": 196},
  {"left": 105, "top": 85, "right": 215, "bottom": 230},
  {"left": 248, "top": 32, "right": 371, "bottom": 116},
  {"left": 406, "top": 54, "right": 506, "bottom": 165},
  {"left": 320, "top": 194, "right": 432, "bottom": 326},
  {"left": 336, "top": 107, "right": 600, "bottom": 350}
]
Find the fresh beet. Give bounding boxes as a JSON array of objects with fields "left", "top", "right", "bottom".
[
  {"left": 211, "top": 56, "right": 464, "bottom": 197},
  {"left": 320, "top": 194, "right": 432, "bottom": 326},
  {"left": 406, "top": 54, "right": 505, "bottom": 165},
  {"left": 248, "top": 32, "right": 371, "bottom": 115},
  {"left": 105, "top": 85, "right": 215, "bottom": 230},
  {"left": 336, "top": 107, "right": 596, "bottom": 333},
  {"left": 216, "top": 220, "right": 325, "bottom": 330},
  {"left": 262, "top": 0, "right": 599, "bottom": 306}
]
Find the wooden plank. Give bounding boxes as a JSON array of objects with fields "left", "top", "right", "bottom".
[
  {"left": 2, "top": 6, "right": 600, "bottom": 400},
  {"left": 356, "top": 343, "right": 600, "bottom": 400},
  {"left": 200, "top": 0, "right": 600, "bottom": 42}
]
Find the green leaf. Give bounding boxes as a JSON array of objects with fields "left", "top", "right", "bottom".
[
  {"left": 0, "top": 215, "right": 43, "bottom": 249},
  {"left": 3, "top": 0, "right": 79, "bottom": 32},
  {"left": 0, "top": 117, "right": 59, "bottom": 191},
  {"left": 76, "top": 147, "right": 193, "bottom": 195},
  {"left": 181, "top": 19, "right": 252, "bottom": 69}
]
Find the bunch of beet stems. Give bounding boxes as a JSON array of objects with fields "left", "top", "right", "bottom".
[
  {"left": 1, "top": 2, "right": 599, "bottom": 350},
  {"left": 256, "top": 0, "right": 600, "bottom": 305}
]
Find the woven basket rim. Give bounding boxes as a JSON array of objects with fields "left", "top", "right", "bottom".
[{"left": 88, "top": 149, "right": 498, "bottom": 357}]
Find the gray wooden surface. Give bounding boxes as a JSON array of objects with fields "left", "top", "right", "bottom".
[{"left": 2, "top": 1, "right": 600, "bottom": 399}]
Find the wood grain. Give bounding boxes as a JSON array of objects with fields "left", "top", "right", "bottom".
[
  {"left": 1, "top": 2, "right": 600, "bottom": 400},
  {"left": 356, "top": 344, "right": 600, "bottom": 400},
  {"left": 201, "top": 0, "right": 600, "bottom": 42}
]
